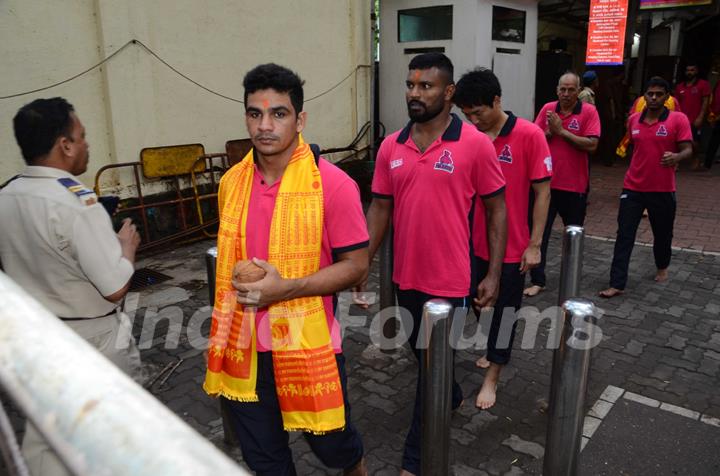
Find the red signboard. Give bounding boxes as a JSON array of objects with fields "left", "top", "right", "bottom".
[
  {"left": 640, "top": 0, "right": 711, "bottom": 10},
  {"left": 585, "top": 0, "right": 629, "bottom": 66}
]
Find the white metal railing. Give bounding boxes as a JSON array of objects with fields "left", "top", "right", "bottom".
[{"left": 0, "top": 271, "right": 249, "bottom": 475}]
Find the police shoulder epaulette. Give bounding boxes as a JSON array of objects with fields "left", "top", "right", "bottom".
[{"left": 57, "top": 178, "right": 97, "bottom": 206}]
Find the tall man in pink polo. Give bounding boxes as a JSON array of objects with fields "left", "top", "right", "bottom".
[
  {"left": 454, "top": 68, "right": 552, "bottom": 410},
  {"left": 363, "top": 53, "right": 507, "bottom": 476},
  {"left": 525, "top": 72, "right": 600, "bottom": 297},
  {"left": 674, "top": 62, "right": 710, "bottom": 167},
  {"left": 599, "top": 77, "right": 692, "bottom": 298},
  {"left": 205, "top": 63, "right": 369, "bottom": 475}
]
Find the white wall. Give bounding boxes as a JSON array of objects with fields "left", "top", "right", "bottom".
[
  {"left": 1, "top": 1, "right": 371, "bottom": 194},
  {"left": 379, "top": 0, "right": 538, "bottom": 133}
]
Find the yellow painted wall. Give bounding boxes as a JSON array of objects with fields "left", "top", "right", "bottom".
[{"left": 1, "top": 1, "right": 371, "bottom": 194}]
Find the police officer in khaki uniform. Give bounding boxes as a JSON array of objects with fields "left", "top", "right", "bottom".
[{"left": 0, "top": 97, "right": 141, "bottom": 476}]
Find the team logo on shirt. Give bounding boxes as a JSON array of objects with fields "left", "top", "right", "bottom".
[
  {"left": 632, "top": 129, "right": 640, "bottom": 136},
  {"left": 568, "top": 118, "right": 580, "bottom": 131},
  {"left": 656, "top": 125, "right": 668, "bottom": 137},
  {"left": 498, "top": 144, "right": 513, "bottom": 164},
  {"left": 390, "top": 158, "right": 404, "bottom": 169},
  {"left": 433, "top": 149, "right": 455, "bottom": 173},
  {"left": 544, "top": 156, "right": 553, "bottom": 172}
]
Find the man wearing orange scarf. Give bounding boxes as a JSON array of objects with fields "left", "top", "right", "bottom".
[{"left": 203, "top": 63, "right": 368, "bottom": 475}]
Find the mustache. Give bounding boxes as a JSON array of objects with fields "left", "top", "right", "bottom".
[
  {"left": 254, "top": 134, "right": 279, "bottom": 141},
  {"left": 407, "top": 100, "right": 426, "bottom": 109}
]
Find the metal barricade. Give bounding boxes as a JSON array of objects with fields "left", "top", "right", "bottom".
[
  {"left": 543, "top": 225, "right": 598, "bottom": 476},
  {"left": 0, "top": 271, "right": 249, "bottom": 476},
  {"left": 419, "top": 299, "right": 453, "bottom": 475},
  {"left": 0, "top": 398, "right": 28, "bottom": 476},
  {"left": 93, "top": 145, "right": 233, "bottom": 252}
]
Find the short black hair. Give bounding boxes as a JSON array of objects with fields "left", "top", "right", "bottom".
[
  {"left": 645, "top": 76, "right": 670, "bottom": 93},
  {"left": 453, "top": 68, "right": 501, "bottom": 108},
  {"left": 13, "top": 97, "right": 75, "bottom": 163},
  {"left": 243, "top": 63, "right": 305, "bottom": 114},
  {"left": 408, "top": 53, "right": 454, "bottom": 84}
]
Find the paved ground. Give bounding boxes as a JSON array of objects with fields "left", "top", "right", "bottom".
[
  {"left": 3, "top": 157, "right": 720, "bottom": 474},
  {"left": 130, "top": 231, "right": 720, "bottom": 475},
  {"left": 579, "top": 395, "right": 720, "bottom": 475},
  {"left": 584, "top": 157, "right": 720, "bottom": 253}
]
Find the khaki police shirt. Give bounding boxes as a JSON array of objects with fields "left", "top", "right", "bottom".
[
  {"left": 0, "top": 166, "right": 134, "bottom": 318},
  {"left": 578, "top": 87, "right": 596, "bottom": 105}
]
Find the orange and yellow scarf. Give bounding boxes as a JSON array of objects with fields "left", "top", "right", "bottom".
[{"left": 203, "top": 136, "right": 345, "bottom": 434}]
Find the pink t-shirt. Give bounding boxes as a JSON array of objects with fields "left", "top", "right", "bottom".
[
  {"left": 674, "top": 79, "right": 711, "bottom": 124},
  {"left": 623, "top": 109, "right": 692, "bottom": 192},
  {"left": 245, "top": 158, "right": 369, "bottom": 352},
  {"left": 474, "top": 114, "right": 552, "bottom": 263},
  {"left": 372, "top": 114, "right": 505, "bottom": 297},
  {"left": 534, "top": 101, "right": 601, "bottom": 193}
]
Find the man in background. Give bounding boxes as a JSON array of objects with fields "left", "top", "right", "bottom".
[
  {"left": 579, "top": 70, "right": 598, "bottom": 105},
  {"left": 524, "top": 72, "right": 600, "bottom": 298},
  {"left": 454, "top": 67, "right": 551, "bottom": 410},
  {"left": 600, "top": 77, "right": 692, "bottom": 298},
  {"left": 674, "top": 62, "right": 710, "bottom": 168},
  {"left": 362, "top": 53, "right": 506, "bottom": 475}
]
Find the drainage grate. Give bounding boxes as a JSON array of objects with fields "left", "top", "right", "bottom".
[{"left": 129, "top": 268, "right": 173, "bottom": 291}]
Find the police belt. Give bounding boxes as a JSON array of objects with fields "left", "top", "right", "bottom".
[{"left": 59, "top": 309, "right": 117, "bottom": 321}]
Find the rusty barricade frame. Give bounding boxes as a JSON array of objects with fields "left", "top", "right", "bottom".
[{"left": 93, "top": 140, "right": 252, "bottom": 251}]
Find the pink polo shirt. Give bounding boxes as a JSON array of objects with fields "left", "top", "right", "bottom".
[
  {"left": 534, "top": 101, "right": 601, "bottom": 193},
  {"left": 674, "top": 79, "right": 711, "bottom": 124},
  {"left": 624, "top": 108, "right": 692, "bottom": 192},
  {"left": 372, "top": 114, "right": 505, "bottom": 297},
  {"left": 245, "top": 158, "right": 369, "bottom": 352},
  {"left": 474, "top": 114, "right": 552, "bottom": 263}
]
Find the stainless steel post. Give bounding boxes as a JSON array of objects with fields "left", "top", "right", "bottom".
[
  {"left": 380, "top": 226, "right": 395, "bottom": 337},
  {"left": 420, "top": 299, "right": 453, "bottom": 476},
  {"left": 204, "top": 246, "right": 238, "bottom": 446},
  {"left": 205, "top": 247, "right": 218, "bottom": 306},
  {"left": 557, "top": 225, "right": 584, "bottom": 306},
  {"left": 543, "top": 299, "right": 598, "bottom": 476},
  {"left": 544, "top": 225, "right": 589, "bottom": 476}
]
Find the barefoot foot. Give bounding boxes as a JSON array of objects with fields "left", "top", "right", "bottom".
[
  {"left": 523, "top": 285, "right": 544, "bottom": 297},
  {"left": 476, "top": 380, "right": 497, "bottom": 410},
  {"left": 655, "top": 268, "right": 669, "bottom": 282},
  {"left": 598, "top": 287, "right": 624, "bottom": 298},
  {"left": 476, "top": 363, "right": 501, "bottom": 410},
  {"left": 475, "top": 355, "right": 490, "bottom": 369}
]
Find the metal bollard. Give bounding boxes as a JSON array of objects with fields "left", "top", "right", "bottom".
[
  {"left": 557, "top": 225, "right": 584, "bottom": 306},
  {"left": 543, "top": 299, "right": 598, "bottom": 476},
  {"left": 204, "top": 246, "right": 238, "bottom": 446},
  {"left": 420, "top": 299, "right": 453, "bottom": 476},
  {"left": 205, "top": 247, "right": 218, "bottom": 306},
  {"left": 544, "top": 225, "right": 590, "bottom": 476},
  {"left": 379, "top": 227, "right": 396, "bottom": 337}
]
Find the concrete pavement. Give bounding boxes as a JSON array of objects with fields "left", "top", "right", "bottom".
[
  {"left": 112, "top": 228, "right": 720, "bottom": 474},
  {"left": 3, "top": 156, "right": 720, "bottom": 474}
]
